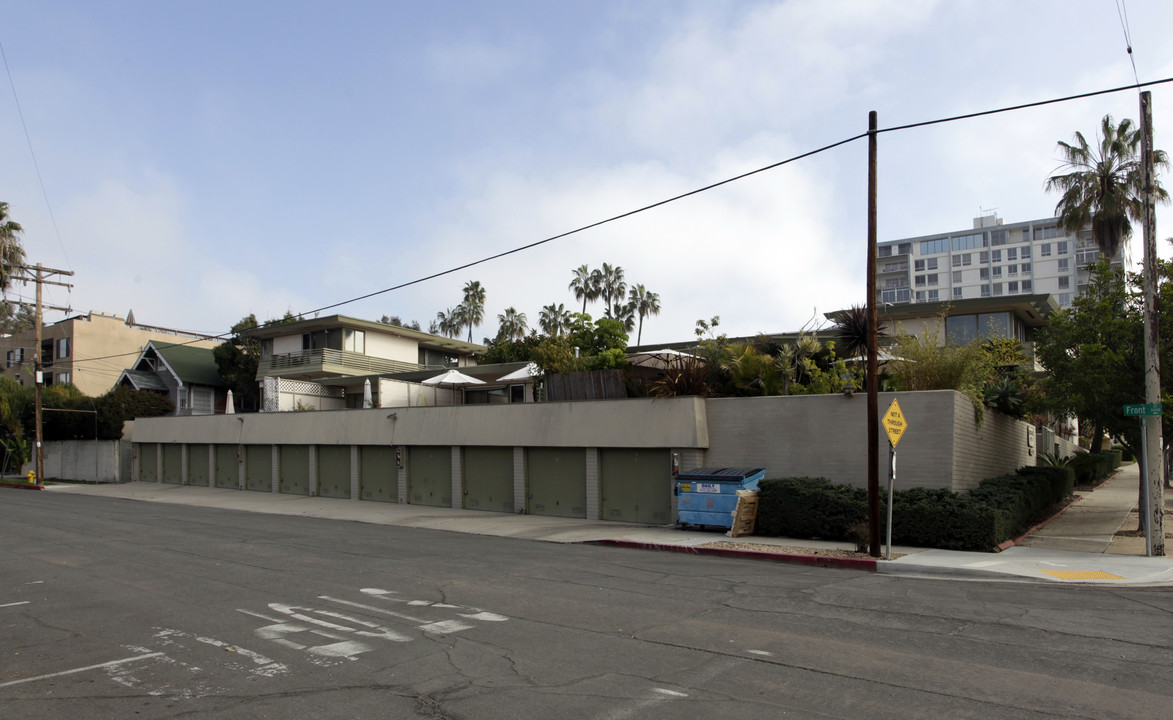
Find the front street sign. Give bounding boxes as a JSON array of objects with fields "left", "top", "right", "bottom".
[{"left": 1123, "top": 404, "right": 1163, "bottom": 417}]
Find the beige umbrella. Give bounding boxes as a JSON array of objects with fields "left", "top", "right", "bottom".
[{"left": 422, "top": 368, "right": 486, "bottom": 405}]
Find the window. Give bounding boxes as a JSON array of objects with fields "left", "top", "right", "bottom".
[
  {"left": 1022, "top": 280, "right": 1032, "bottom": 292},
  {"left": 915, "top": 275, "right": 926, "bottom": 287},
  {"left": 55, "top": 372, "right": 70, "bottom": 384},
  {"left": 981, "top": 284, "right": 991, "bottom": 297},
  {"left": 928, "top": 290, "right": 939, "bottom": 301},
  {"left": 878, "top": 246, "right": 892, "bottom": 258},
  {"left": 1059, "top": 276, "right": 1070, "bottom": 289},
  {"left": 979, "top": 251, "right": 990, "bottom": 264},
  {"left": 993, "top": 282, "right": 1003, "bottom": 296},
  {"left": 914, "top": 259, "right": 925, "bottom": 272},
  {"left": 1020, "top": 262, "right": 1030, "bottom": 274},
  {"left": 1033, "top": 226, "right": 1065, "bottom": 240},
  {"left": 41, "top": 340, "right": 53, "bottom": 368},
  {"left": 1040, "top": 243, "right": 1052, "bottom": 257},
  {"left": 1022, "top": 229, "right": 1031, "bottom": 242},
  {"left": 926, "top": 258, "right": 938, "bottom": 271},
  {"left": 1006, "top": 264, "right": 1016, "bottom": 277},
  {"left": 343, "top": 329, "right": 365, "bottom": 353},
  {"left": 991, "top": 250, "right": 1001, "bottom": 263},
  {"left": 953, "top": 287, "right": 963, "bottom": 299},
  {"left": 947, "top": 315, "right": 978, "bottom": 344},
  {"left": 1057, "top": 241, "right": 1069, "bottom": 254},
  {"left": 1058, "top": 258, "right": 1069, "bottom": 272},
  {"left": 1008, "top": 281, "right": 1019, "bottom": 294},
  {"left": 261, "top": 339, "right": 273, "bottom": 359},
  {"left": 991, "top": 230, "right": 1008, "bottom": 246},
  {"left": 952, "top": 270, "right": 963, "bottom": 283},
  {"left": 1059, "top": 292, "right": 1071, "bottom": 305},
  {"left": 1007, "top": 248, "right": 1018, "bottom": 261},
  {"left": 921, "top": 238, "right": 948, "bottom": 254},
  {"left": 56, "top": 338, "right": 70, "bottom": 359},
  {"left": 916, "top": 291, "right": 926, "bottom": 302},
  {"left": 1020, "top": 246, "right": 1031, "bottom": 259},
  {"left": 510, "top": 384, "right": 525, "bottom": 403},
  {"left": 979, "top": 268, "right": 989, "bottom": 280},
  {"left": 992, "top": 266, "right": 1003, "bottom": 278},
  {"left": 926, "top": 273, "right": 938, "bottom": 286},
  {"left": 952, "top": 233, "right": 985, "bottom": 251},
  {"left": 5, "top": 348, "right": 22, "bottom": 368},
  {"left": 898, "top": 243, "right": 912, "bottom": 255}
]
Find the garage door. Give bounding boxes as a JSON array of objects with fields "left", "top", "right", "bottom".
[
  {"left": 317, "top": 445, "right": 351, "bottom": 499},
  {"left": 214, "top": 444, "right": 238, "bottom": 489},
  {"left": 279, "top": 445, "right": 309, "bottom": 495},
  {"left": 160, "top": 445, "right": 182, "bottom": 484},
  {"left": 599, "top": 449, "right": 671, "bottom": 524},
  {"left": 360, "top": 446, "right": 397, "bottom": 503},
  {"left": 462, "top": 447, "right": 513, "bottom": 512},
  {"left": 408, "top": 446, "right": 451, "bottom": 507},
  {"left": 138, "top": 443, "right": 158, "bottom": 482},
  {"left": 526, "top": 448, "right": 586, "bottom": 518},
  {"left": 244, "top": 445, "right": 272, "bottom": 492},
  {"left": 187, "top": 444, "right": 209, "bottom": 487}
]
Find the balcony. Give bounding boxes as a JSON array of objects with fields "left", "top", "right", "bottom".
[{"left": 257, "top": 348, "right": 434, "bottom": 379}]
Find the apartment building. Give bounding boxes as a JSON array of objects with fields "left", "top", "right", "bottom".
[
  {"left": 0, "top": 311, "right": 219, "bottom": 396},
  {"left": 876, "top": 214, "right": 1115, "bottom": 308}
]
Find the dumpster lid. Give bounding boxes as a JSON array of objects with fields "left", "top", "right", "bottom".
[{"left": 675, "top": 467, "right": 765, "bottom": 481}]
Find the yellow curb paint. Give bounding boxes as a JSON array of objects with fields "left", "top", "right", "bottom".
[{"left": 1041, "top": 570, "right": 1127, "bottom": 580}]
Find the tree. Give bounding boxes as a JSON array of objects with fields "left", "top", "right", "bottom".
[
  {"left": 568, "top": 265, "right": 599, "bottom": 315},
  {"left": 1046, "top": 114, "right": 1169, "bottom": 259},
  {"left": 435, "top": 307, "right": 463, "bottom": 338},
  {"left": 830, "top": 304, "right": 887, "bottom": 361},
  {"left": 380, "top": 315, "right": 421, "bottom": 331},
  {"left": 627, "top": 284, "right": 661, "bottom": 345},
  {"left": 461, "top": 280, "right": 486, "bottom": 343},
  {"left": 213, "top": 314, "right": 262, "bottom": 412},
  {"left": 538, "top": 303, "right": 570, "bottom": 337},
  {"left": 0, "top": 201, "right": 26, "bottom": 292},
  {"left": 495, "top": 307, "right": 528, "bottom": 342},
  {"left": 597, "top": 263, "right": 626, "bottom": 319}
]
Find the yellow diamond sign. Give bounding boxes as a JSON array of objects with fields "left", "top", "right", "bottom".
[{"left": 883, "top": 399, "right": 907, "bottom": 448}]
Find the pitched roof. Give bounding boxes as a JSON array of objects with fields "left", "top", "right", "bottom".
[
  {"left": 148, "top": 341, "right": 226, "bottom": 387},
  {"left": 119, "top": 368, "right": 168, "bottom": 391}
]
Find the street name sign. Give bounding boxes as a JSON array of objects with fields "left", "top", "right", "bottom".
[{"left": 1123, "top": 404, "right": 1163, "bottom": 417}]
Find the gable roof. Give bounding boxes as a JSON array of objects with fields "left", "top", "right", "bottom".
[
  {"left": 244, "top": 314, "right": 486, "bottom": 355},
  {"left": 139, "top": 341, "right": 226, "bottom": 387}
]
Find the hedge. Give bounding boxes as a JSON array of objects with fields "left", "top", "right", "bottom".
[{"left": 756, "top": 464, "right": 1079, "bottom": 552}]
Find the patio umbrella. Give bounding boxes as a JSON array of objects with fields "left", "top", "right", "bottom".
[
  {"left": 422, "top": 368, "right": 486, "bottom": 405},
  {"left": 225, "top": 389, "right": 235, "bottom": 414},
  {"left": 363, "top": 378, "right": 373, "bottom": 409},
  {"left": 845, "top": 351, "right": 911, "bottom": 363},
  {"left": 495, "top": 363, "right": 540, "bottom": 382},
  {"left": 627, "top": 348, "right": 699, "bottom": 369}
]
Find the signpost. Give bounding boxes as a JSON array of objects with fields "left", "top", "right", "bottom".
[
  {"left": 1123, "top": 403, "right": 1163, "bottom": 556},
  {"left": 881, "top": 399, "right": 907, "bottom": 560}
]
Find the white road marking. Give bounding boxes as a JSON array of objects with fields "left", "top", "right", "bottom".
[
  {"left": 459, "top": 611, "right": 508, "bottom": 622},
  {"left": 747, "top": 649, "right": 773, "bottom": 657},
  {"left": 0, "top": 601, "right": 29, "bottom": 608},
  {"left": 320, "top": 596, "right": 474, "bottom": 634},
  {"left": 154, "top": 627, "right": 289, "bottom": 678},
  {"left": 652, "top": 688, "right": 689, "bottom": 697},
  {"left": 0, "top": 653, "right": 164, "bottom": 688}
]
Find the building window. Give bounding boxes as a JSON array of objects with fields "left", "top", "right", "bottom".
[
  {"left": 1022, "top": 279, "right": 1032, "bottom": 292},
  {"left": 979, "top": 251, "right": 990, "bottom": 264},
  {"left": 993, "top": 266, "right": 1003, "bottom": 278},
  {"left": 1059, "top": 292, "right": 1071, "bottom": 305},
  {"left": 952, "top": 233, "right": 986, "bottom": 251},
  {"left": 1020, "top": 262, "right": 1030, "bottom": 274},
  {"left": 898, "top": 243, "right": 912, "bottom": 255},
  {"left": 915, "top": 275, "right": 926, "bottom": 287},
  {"left": 1020, "top": 246, "right": 1031, "bottom": 259},
  {"left": 953, "top": 287, "right": 963, "bottom": 299},
  {"left": 928, "top": 290, "right": 939, "bottom": 301},
  {"left": 1057, "top": 241, "right": 1069, "bottom": 254},
  {"left": 926, "top": 273, "right": 938, "bottom": 286},
  {"left": 1059, "top": 276, "right": 1070, "bottom": 289},
  {"left": 5, "top": 348, "right": 22, "bottom": 368},
  {"left": 56, "top": 338, "right": 70, "bottom": 359},
  {"left": 979, "top": 268, "right": 989, "bottom": 280},
  {"left": 981, "top": 284, "right": 991, "bottom": 297},
  {"left": 1006, "top": 264, "right": 1016, "bottom": 277},
  {"left": 914, "top": 259, "right": 925, "bottom": 272},
  {"left": 915, "top": 291, "right": 926, "bottom": 302},
  {"left": 991, "top": 230, "right": 1008, "bottom": 246},
  {"left": 1007, "top": 248, "right": 1018, "bottom": 261},
  {"left": 992, "top": 283, "right": 1003, "bottom": 296},
  {"left": 990, "top": 250, "right": 1000, "bottom": 263},
  {"left": 878, "top": 246, "right": 892, "bottom": 258},
  {"left": 1008, "top": 281, "right": 1019, "bottom": 294},
  {"left": 56, "top": 372, "right": 71, "bottom": 384},
  {"left": 927, "top": 258, "right": 938, "bottom": 271},
  {"left": 1022, "top": 229, "right": 1031, "bottom": 242},
  {"left": 1040, "top": 243, "right": 1052, "bottom": 257},
  {"left": 1034, "top": 226, "right": 1065, "bottom": 241},
  {"left": 921, "top": 238, "right": 948, "bottom": 254},
  {"left": 952, "top": 270, "right": 963, "bottom": 283},
  {"left": 1058, "top": 258, "right": 1069, "bottom": 272}
]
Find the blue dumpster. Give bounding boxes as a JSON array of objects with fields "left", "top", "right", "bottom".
[{"left": 675, "top": 467, "right": 765, "bottom": 528}]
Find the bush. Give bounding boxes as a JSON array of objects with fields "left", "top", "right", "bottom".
[{"left": 757, "top": 477, "right": 866, "bottom": 539}]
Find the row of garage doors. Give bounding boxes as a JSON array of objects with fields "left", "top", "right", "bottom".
[{"left": 136, "top": 444, "right": 673, "bottom": 524}]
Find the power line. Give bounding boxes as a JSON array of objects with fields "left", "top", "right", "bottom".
[
  {"left": 64, "top": 75, "right": 1173, "bottom": 369},
  {"left": 1116, "top": 0, "right": 1140, "bottom": 86}
]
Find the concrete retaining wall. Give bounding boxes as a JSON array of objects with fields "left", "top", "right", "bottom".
[{"left": 24, "top": 440, "right": 125, "bottom": 483}]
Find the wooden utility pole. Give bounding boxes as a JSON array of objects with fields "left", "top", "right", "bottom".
[
  {"left": 867, "top": 111, "right": 881, "bottom": 557},
  {"left": 1139, "top": 91, "right": 1164, "bottom": 556},
  {"left": 10, "top": 263, "right": 73, "bottom": 484}
]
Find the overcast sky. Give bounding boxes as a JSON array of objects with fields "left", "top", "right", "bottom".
[{"left": 4, "top": 0, "right": 1173, "bottom": 347}]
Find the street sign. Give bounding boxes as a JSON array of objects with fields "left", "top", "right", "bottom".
[
  {"left": 1123, "top": 403, "right": 1163, "bottom": 417},
  {"left": 882, "top": 398, "right": 907, "bottom": 448}
]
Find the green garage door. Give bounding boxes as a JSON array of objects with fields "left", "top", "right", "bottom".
[
  {"left": 214, "top": 444, "right": 239, "bottom": 489},
  {"left": 526, "top": 448, "right": 586, "bottom": 518},
  {"left": 599, "top": 449, "right": 671, "bottom": 524},
  {"left": 139, "top": 443, "right": 158, "bottom": 483},
  {"left": 463, "top": 447, "right": 513, "bottom": 512},
  {"left": 317, "top": 445, "right": 351, "bottom": 499},
  {"left": 408, "top": 446, "right": 451, "bottom": 507},
  {"left": 360, "top": 446, "right": 397, "bottom": 503},
  {"left": 161, "top": 445, "right": 182, "bottom": 484},
  {"left": 279, "top": 445, "right": 309, "bottom": 495},
  {"left": 187, "top": 444, "right": 209, "bottom": 487},
  {"left": 244, "top": 445, "right": 272, "bottom": 492}
]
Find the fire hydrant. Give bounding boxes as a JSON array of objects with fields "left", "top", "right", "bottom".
[{"left": 26, "top": 471, "right": 35, "bottom": 485}]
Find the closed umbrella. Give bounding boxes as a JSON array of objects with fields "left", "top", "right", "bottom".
[
  {"left": 225, "top": 389, "right": 235, "bottom": 414},
  {"left": 363, "top": 379, "right": 373, "bottom": 409}
]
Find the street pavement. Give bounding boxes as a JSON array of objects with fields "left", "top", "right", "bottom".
[{"left": 29, "top": 461, "right": 1173, "bottom": 587}]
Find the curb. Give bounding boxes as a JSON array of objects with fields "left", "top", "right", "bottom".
[
  {"left": 583, "top": 539, "right": 879, "bottom": 572},
  {"left": 997, "top": 494, "right": 1083, "bottom": 552},
  {"left": 0, "top": 482, "right": 45, "bottom": 491}
]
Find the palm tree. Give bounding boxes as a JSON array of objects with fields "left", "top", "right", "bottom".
[
  {"left": 1045, "top": 114, "right": 1169, "bottom": 260},
  {"left": 628, "top": 284, "right": 661, "bottom": 345},
  {"left": 461, "top": 280, "right": 486, "bottom": 343},
  {"left": 539, "top": 303, "right": 570, "bottom": 337},
  {"left": 831, "top": 304, "right": 887, "bottom": 361},
  {"left": 496, "top": 307, "right": 528, "bottom": 342},
  {"left": 598, "top": 263, "right": 626, "bottom": 318},
  {"left": 435, "top": 307, "right": 463, "bottom": 339},
  {"left": 568, "top": 265, "right": 599, "bottom": 315},
  {"left": 0, "top": 202, "right": 26, "bottom": 292}
]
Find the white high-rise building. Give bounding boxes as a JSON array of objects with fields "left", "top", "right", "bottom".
[{"left": 875, "top": 213, "right": 1118, "bottom": 308}]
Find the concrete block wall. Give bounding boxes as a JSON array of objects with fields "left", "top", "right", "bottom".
[{"left": 949, "top": 393, "right": 1036, "bottom": 491}]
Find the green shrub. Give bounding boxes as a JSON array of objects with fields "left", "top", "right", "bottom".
[{"left": 757, "top": 477, "right": 866, "bottom": 539}]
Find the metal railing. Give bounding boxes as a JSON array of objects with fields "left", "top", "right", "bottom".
[{"left": 258, "top": 348, "right": 431, "bottom": 376}]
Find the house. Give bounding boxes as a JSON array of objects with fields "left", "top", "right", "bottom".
[
  {"left": 246, "top": 315, "right": 486, "bottom": 411},
  {"left": 117, "top": 341, "right": 229, "bottom": 416},
  {"left": 0, "top": 311, "right": 219, "bottom": 396}
]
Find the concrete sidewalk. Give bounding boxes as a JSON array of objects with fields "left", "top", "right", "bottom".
[{"left": 32, "top": 463, "right": 1173, "bottom": 587}]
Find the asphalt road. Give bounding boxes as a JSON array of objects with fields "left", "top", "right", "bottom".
[{"left": 2, "top": 491, "right": 1172, "bottom": 720}]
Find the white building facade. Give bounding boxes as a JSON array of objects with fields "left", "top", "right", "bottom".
[{"left": 876, "top": 214, "right": 1114, "bottom": 309}]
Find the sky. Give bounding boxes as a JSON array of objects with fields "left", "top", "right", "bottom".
[{"left": 3, "top": 0, "right": 1173, "bottom": 348}]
